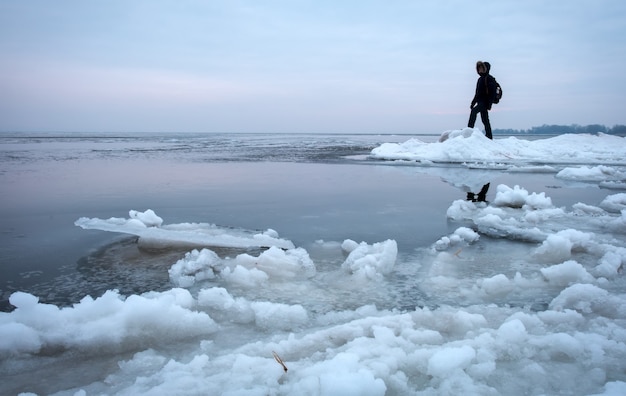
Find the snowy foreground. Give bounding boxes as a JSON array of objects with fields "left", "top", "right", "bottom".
[{"left": 2, "top": 130, "right": 626, "bottom": 395}]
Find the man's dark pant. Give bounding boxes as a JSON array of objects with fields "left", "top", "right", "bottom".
[{"left": 468, "top": 103, "right": 492, "bottom": 139}]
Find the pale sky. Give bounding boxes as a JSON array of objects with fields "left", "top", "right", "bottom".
[{"left": 1, "top": 1, "right": 625, "bottom": 134}]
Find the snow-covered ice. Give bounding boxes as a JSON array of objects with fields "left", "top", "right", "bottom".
[
  {"left": 371, "top": 128, "right": 626, "bottom": 169},
  {"left": 1, "top": 130, "right": 626, "bottom": 395},
  {"left": 75, "top": 210, "right": 295, "bottom": 250}
]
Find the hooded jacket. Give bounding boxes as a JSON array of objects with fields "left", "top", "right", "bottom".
[{"left": 471, "top": 61, "right": 498, "bottom": 107}]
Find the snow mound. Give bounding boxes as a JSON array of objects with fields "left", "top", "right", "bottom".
[
  {"left": 341, "top": 239, "right": 398, "bottom": 280},
  {"left": 370, "top": 129, "right": 626, "bottom": 168}
]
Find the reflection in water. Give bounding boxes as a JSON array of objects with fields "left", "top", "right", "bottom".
[{"left": 466, "top": 182, "right": 490, "bottom": 203}]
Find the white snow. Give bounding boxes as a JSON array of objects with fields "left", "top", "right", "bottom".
[
  {"left": 557, "top": 165, "right": 626, "bottom": 182},
  {"left": 600, "top": 193, "right": 626, "bottom": 213},
  {"left": 169, "top": 246, "right": 316, "bottom": 287},
  {"left": 2, "top": 130, "right": 626, "bottom": 395},
  {"left": 371, "top": 128, "right": 626, "bottom": 169},
  {"left": 341, "top": 239, "right": 398, "bottom": 280}
]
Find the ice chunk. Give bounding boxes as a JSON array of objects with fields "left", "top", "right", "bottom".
[
  {"left": 494, "top": 184, "right": 553, "bottom": 210},
  {"left": 593, "top": 250, "right": 625, "bottom": 279},
  {"left": 540, "top": 260, "right": 595, "bottom": 286},
  {"left": 480, "top": 274, "right": 514, "bottom": 297},
  {"left": 169, "top": 246, "right": 316, "bottom": 287},
  {"left": 427, "top": 345, "right": 476, "bottom": 377},
  {"left": 76, "top": 210, "right": 295, "bottom": 250},
  {"left": 549, "top": 284, "right": 626, "bottom": 317},
  {"left": 2, "top": 289, "right": 218, "bottom": 357},
  {"left": 197, "top": 287, "right": 255, "bottom": 324},
  {"left": 497, "top": 319, "right": 527, "bottom": 344},
  {"left": 250, "top": 301, "right": 308, "bottom": 330},
  {"left": 235, "top": 246, "right": 316, "bottom": 279},
  {"left": 534, "top": 229, "right": 593, "bottom": 263},
  {"left": 434, "top": 227, "right": 480, "bottom": 250},
  {"left": 197, "top": 287, "right": 308, "bottom": 330},
  {"left": 169, "top": 248, "right": 221, "bottom": 287},
  {"left": 129, "top": 209, "right": 163, "bottom": 227},
  {"left": 556, "top": 165, "right": 626, "bottom": 182},
  {"left": 600, "top": 193, "right": 626, "bottom": 213},
  {"left": 222, "top": 265, "right": 269, "bottom": 287},
  {"left": 588, "top": 381, "right": 626, "bottom": 396},
  {"left": 0, "top": 322, "right": 42, "bottom": 355},
  {"left": 9, "top": 291, "right": 40, "bottom": 308},
  {"left": 341, "top": 239, "right": 398, "bottom": 280}
]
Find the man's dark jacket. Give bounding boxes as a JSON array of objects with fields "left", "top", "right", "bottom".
[{"left": 471, "top": 73, "right": 498, "bottom": 109}]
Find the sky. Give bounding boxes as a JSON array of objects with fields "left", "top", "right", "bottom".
[{"left": 0, "top": 0, "right": 625, "bottom": 134}]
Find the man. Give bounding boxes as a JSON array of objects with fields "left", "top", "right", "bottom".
[{"left": 468, "top": 61, "right": 497, "bottom": 139}]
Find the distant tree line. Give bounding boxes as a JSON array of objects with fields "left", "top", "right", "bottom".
[{"left": 494, "top": 124, "right": 626, "bottom": 136}]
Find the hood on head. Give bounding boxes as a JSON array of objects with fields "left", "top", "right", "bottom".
[{"left": 476, "top": 61, "right": 489, "bottom": 75}]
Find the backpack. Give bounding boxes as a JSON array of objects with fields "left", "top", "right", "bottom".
[{"left": 493, "top": 79, "right": 502, "bottom": 104}]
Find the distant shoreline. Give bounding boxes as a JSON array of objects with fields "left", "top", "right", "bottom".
[{"left": 0, "top": 127, "right": 625, "bottom": 139}]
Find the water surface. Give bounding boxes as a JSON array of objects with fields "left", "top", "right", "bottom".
[{"left": 0, "top": 132, "right": 610, "bottom": 311}]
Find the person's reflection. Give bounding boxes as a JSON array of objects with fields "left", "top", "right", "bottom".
[{"left": 466, "top": 183, "right": 490, "bottom": 203}]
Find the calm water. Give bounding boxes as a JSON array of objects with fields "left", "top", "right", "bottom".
[{"left": 0, "top": 132, "right": 610, "bottom": 311}]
